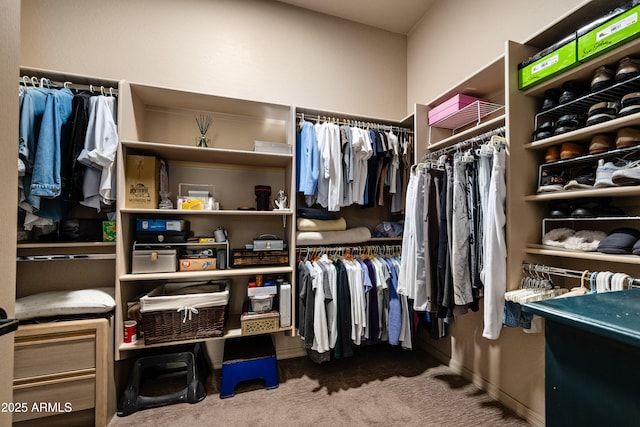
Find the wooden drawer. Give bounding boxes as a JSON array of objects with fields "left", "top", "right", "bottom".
[
  {"left": 12, "top": 375, "right": 95, "bottom": 422},
  {"left": 14, "top": 333, "right": 95, "bottom": 380},
  {"left": 12, "top": 319, "right": 110, "bottom": 427}
]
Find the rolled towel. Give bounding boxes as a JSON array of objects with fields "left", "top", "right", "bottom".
[
  {"left": 297, "top": 217, "right": 347, "bottom": 232},
  {"left": 296, "top": 226, "right": 371, "bottom": 246}
]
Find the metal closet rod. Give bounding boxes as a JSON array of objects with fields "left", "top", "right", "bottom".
[
  {"left": 17, "top": 254, "right": 116, "bottom": 262},
  {"left": 19, "top": 75, "right": 118, "bottom": 96},
  {"left": 521, "top": 262, "right": 640, "bottom": 286},
  {"left": 427, "top": 126, "right": 505, "bottom": 159},
  {"left": 296, "top": 243, "right": 402, "bottom": 256},
  {"left": 296, "top": 112, "right": 413, "bottom": 134}
]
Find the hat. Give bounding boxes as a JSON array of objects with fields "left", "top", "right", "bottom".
[
  {"left": 616, "top": 127, "right": 640, "bottom": 149},
  {"left": 544, "top": 145, "right": 560, "bottom": 162},
  {"left": 588, "top": 134, "right": 614, "bottom": 154},
  {"left": 560, "top": 142, "right": 586, "bottom": 159},
  {"left": 597, "top": 228, "right": 640, "bottom": 254}
]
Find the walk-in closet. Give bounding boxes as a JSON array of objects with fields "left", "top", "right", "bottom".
[{"left": 4, "top": 1, "right": 640, "bottom": 426}]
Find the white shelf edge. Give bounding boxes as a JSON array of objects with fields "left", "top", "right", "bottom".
[
  {"left": 119, "top": 266, "right": 293, "bottom": 281},
  {"left": 118, "top": 325, "right": 295, "bottom": 351},
  {"left": 120, "top": 208, "right": 293, "bottom": 216},
  {"left": 526, "top": 244, "right": 640, "bottom": 265},
  {"left": 525, "top": 186, "right": 640, "bottom": 201}
]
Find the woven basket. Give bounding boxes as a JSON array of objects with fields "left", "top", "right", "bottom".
[
  {"left": 142, "top": 305, "right": 226, "bottom": 344},
  {"left": 139, "top": 279, "right": 230, "bottom": 344}
]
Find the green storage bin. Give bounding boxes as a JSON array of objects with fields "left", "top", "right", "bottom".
[
  {"left": 518, "top": 35, "right": 578, "bottom": 90},
  {"left": 578, "top": 2, "right": 640, "bottom": 62}
]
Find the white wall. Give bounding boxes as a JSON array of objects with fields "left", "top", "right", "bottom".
[
  {"left": 408, "top": 0, "right": 586, "bottom": 108},
  {"left": 20, "top": 0, "right": 407, "bottom": 121}
]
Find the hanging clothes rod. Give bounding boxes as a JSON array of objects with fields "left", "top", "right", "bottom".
[
  {"left": 296, "top": 244, "right": 402, "bottom": 258},
  {"left": 296, "top": 112, "right": 413, "bottom": 134},
  {"left": 19, "top": 75, "right": 118, "bottom": 96},
  {"left": 521, "top": 262, "right": 640, "bottom": 287},
  {"left": 426, "top": 126, "right": 505, "bottom": 159}
]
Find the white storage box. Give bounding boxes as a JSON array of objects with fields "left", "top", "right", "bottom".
[
  {"left": 131, "top": 249, "right": 177, "bottom": 274},
  {"left": 249, "top": 294, "right": 274, "bottom": 313},
  {"left": 140, "top": 280, "right": 230, "bottom": 313},
  {"left": 254, "top": 140, "right": 292, "bottom": 154}
]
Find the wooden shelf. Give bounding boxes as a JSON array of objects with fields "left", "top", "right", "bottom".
[
  {"left": 526, "top": 244, "right": 640, "bottom": 265},
  {"left": 119, "top": 265, "right": 293, "bottom": 282},
  {"left": 525, "top": 110, "right": 640, "bottom": 150},
  {"left": 525, "top": 186, "right": 640, "bottom": 201},
  {"left": 121, "top": 207, "right": 293, "bottom": 216},
  {"left": 122, "top": 140, "right": 292, "bottom": 168},
  {"left": 118, "top": 317, "right": 293, "bottom": 352},
  {"left": 17, "top": 241, "right": 116, "bottom": 249}
]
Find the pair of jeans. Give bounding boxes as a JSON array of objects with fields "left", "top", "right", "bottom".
[
  {"left": 452, "top": 153, "right": 473, "bottom": 306},
  {"left": 29, "top": 87, "right": 74, "bottom": 219}
]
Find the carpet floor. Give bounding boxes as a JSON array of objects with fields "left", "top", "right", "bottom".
[{"left": 109, "top": 345, "right": 531, "bottom": 427}]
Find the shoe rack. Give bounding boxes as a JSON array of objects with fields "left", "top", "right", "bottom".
[{"left": 508, "top": 14, "right": 640, "bottom": 281}]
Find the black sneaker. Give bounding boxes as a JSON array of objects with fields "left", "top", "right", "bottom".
[
  {"left": 563, "top": 165, "right": 596, "bottom": 190},
  {"left": 537, "top": 169, "right": 568, "bottom": 193}
]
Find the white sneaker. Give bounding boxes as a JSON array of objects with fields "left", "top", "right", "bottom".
[
  {"left": 611, "top": 160, "right": 640, "bottom": 185},
  {"left": 594, "top": 159, "right": 621, "bottom": 188}
]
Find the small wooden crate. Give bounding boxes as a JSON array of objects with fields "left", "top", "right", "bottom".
[
  {"left": 240, "top": 311, "right": 280, "bottom": 336},
  {"left": 231, "top": 249, "right": 288, "bottom": 268}
]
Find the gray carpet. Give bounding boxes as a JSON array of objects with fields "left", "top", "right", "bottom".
[{"left": 109, "top": 345, "right": 530, "bottom": 427}]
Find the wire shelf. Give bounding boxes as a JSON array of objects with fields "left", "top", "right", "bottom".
[{"left": 429, "top": 100, "right": 505, "bottom": 132}]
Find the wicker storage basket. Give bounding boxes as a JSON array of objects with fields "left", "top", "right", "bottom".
[{"left": 140, "top": 280, "right": 230, "bottom": 344}]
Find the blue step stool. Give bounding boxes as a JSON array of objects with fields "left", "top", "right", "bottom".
[{"left": 220, "top": 335, "right": 279, "bottom": 398}]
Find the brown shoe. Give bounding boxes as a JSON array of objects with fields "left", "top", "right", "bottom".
[
  {"left": 544, "top": 145, "right": 560, "bottom": 162},
  {"left": 616, "top": 127, "right": 640, "bottom": 148},
  {"left": 615, "top": 57, "right": 640, "bottom": 82},
  {"left": 591, "top": 66, "right": 615, "bottom": 91},
  {"left": 560, "top": 142, "right": 586, "bottom": 160},
  {"left": 589, "top": 134, "right": 614, "bottom": 154}
]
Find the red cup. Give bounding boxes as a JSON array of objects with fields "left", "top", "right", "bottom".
[{"left": 124, "top": 320, "right": 137, "bottom": 343}]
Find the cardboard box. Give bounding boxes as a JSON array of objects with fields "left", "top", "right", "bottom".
[
  {"left": 578, "top": 2, "right": 640, "bottom": 62},
  {"left": 126, "top": 155, "right": 159, "bottom": 209},
  {"left": 518, "top": 34, "right": 578, "bottom": 89},
  {"left": 179, "top": 258, "right": 217, "bottom": 271},
  {"left": 428, "top": 94, "right": 483, "bottom": 125}
]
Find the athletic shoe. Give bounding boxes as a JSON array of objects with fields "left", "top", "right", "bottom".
[
  {"left": 537, "top": 170, "right": 567, "bottom": 193},
  {"left": 563, "top": 166, "right": 596, "bottom": 190},
  {"left": 611, "top": 160, "right": 640, "bottom": 185},
  {"left": 594, "top": 159, "right": 621, "bottom": 188}
]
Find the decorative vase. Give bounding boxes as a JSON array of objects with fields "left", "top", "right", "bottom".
[{"left": 196, "top": 135, "right": 210, "bottom": 148}]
